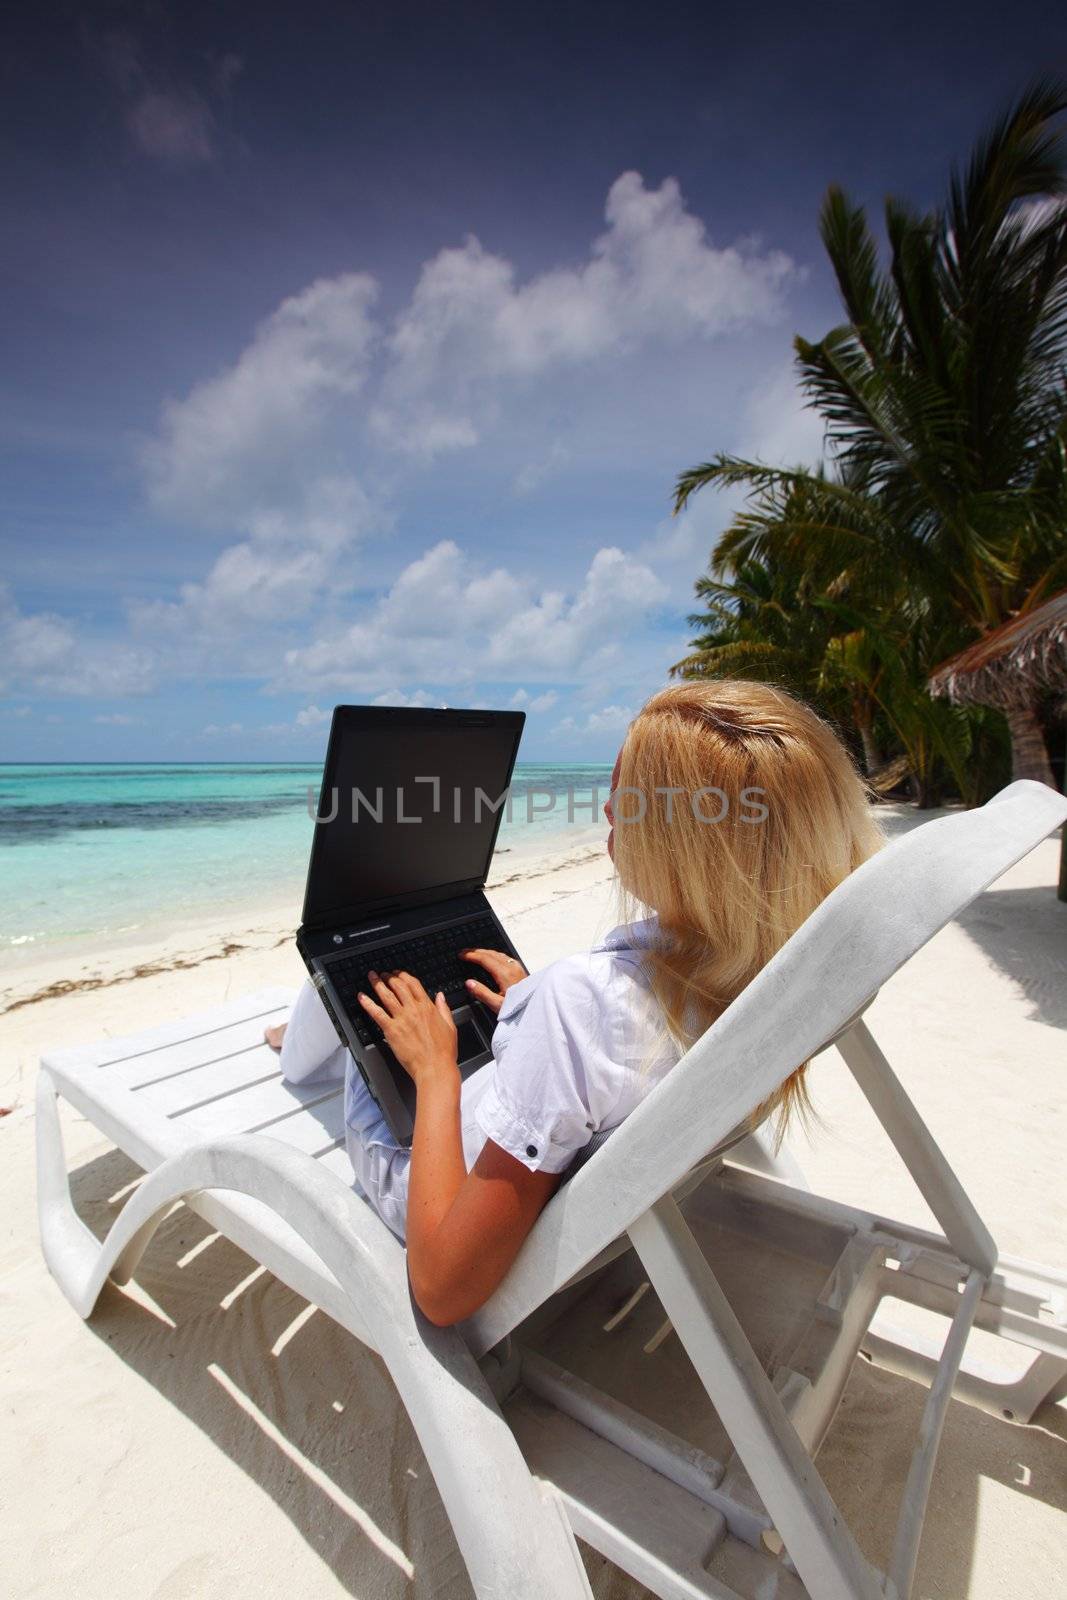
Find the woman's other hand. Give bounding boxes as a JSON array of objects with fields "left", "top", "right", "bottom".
[
  {"left": 358, "top": 971, "right": 458, "bottom": 1086},
  {"left": 460, "top": 948, "right": 529, "bottom": 1014}
]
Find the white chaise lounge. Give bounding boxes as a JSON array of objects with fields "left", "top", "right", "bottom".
[{"left": 37, "top": 779, "right": 1067, "bottom": 1600}]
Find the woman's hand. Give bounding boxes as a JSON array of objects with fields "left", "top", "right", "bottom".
[
  {"left": 461, "top": 948, "right": 529, "bottom": 1014},
  {"left": 358, "top": 971, "right": 459, "bottom": 1086}
]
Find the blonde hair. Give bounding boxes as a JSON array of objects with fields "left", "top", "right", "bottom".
[{"left": 612, "top": 680, "right": 885, "bottom": 1136}]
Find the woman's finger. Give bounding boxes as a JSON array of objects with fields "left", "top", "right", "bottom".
[
  {"left": 368, "top": 970, "right": 401, "bottom": 1015},
  {"left": 464, "top": 977, "right": 504, "bottom": 1015},
  {"left": 358, "top": 990, "right": 391, "bottom": 1027},
  {"left": 393, "top": 970, "right": 425, "bottom": 1001},
  {"left": 434, "top": 991, "right": 458, "bottom": 1029},
  {"left": 461, "top": 947, "right": 513, "bottom": 982}
]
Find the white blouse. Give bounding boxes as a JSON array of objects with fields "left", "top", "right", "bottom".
[
  {"left": 464, "top": 917, "right": 679, "bottom": 1175},
  {"left": 283, "top": 918, "right": 679, "bottom": 1241}
]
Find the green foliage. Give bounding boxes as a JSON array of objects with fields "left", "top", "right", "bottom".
[{"left": 673, "top": 80, "right": 1067, "bottom": 804}]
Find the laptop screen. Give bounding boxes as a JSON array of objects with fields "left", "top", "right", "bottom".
[{"left": 301, "top": 706, "right": 525, "bottom": 925}]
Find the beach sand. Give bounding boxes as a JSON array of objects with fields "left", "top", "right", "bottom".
[{"left": 2, "top": 806, "right": 1065, "bottom": 1598}]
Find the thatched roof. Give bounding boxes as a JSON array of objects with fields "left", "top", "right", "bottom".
[{"left": 928, "top": 589, "right": 1067, "bottom": 709}]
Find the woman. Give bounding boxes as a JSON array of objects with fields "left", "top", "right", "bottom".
[{"left": 271, "top": 680, "right": 884, "bottom": 1327}]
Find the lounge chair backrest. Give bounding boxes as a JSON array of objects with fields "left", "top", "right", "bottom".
[{"left": 465, "top": 779, "right": 1067, "bottom": 1353}]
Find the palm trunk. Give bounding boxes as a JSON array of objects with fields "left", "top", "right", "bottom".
[
  {"left": 909, "top": 772, "right": 938, "bottom": 808},
  {"left": 853, "top": 702, "right": 883, "bottom": 775},
  {"left": 1004, "top": 703, "right": 1055, "bottom": 787}
]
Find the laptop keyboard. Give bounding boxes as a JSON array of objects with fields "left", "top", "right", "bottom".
[{"left": 325, "top": 914, "right": 510, "bottom": 1047}]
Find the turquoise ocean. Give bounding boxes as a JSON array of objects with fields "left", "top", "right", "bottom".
[{"left": 0, "top": 763, "right": 613, "bottom": 963}]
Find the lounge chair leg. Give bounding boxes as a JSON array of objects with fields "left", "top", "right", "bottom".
[
  {"left": 630, "top": 1194, "right": 883, "bottom": 1600},
  {"left": 35, "top": 1070, "right": 116, "bottom": 1317},
  {"left": 863, "top": 1327, "right": 1067, "bottom": 1424},
  {"left": 36, "top": 1102, "right": 593, "bottom": 1600}
]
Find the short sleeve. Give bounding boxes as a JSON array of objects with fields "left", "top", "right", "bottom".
[{"left": 473, "top": 959, "right": 620, "bottom": 1174}]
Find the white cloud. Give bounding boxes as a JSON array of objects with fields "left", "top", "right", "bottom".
[
  {"left": 93, "top": 29, "right": 242, "bottom": 167},
  {"left": 370, "top": 688, "right": 448, "bottom": 708},
  {"left": 17, "top": 170, "right": 799, "bottom": 723},
  {"left": 740, "top": 360, "right": 826, "bottom": 467},
  {"left": 277, "top": 541, "right": 666, "bottom": 693},
  {"left": 553, "top": 704, "right": 635, "bottom": 741},
  {"left": 514, "top": 441, "right": 570, "bottom": 496},
  {"left": 0, "top": 587, "right": 154, "bottom": 697},
  {"left": 243, "top": 474, "right": 382, "bottom": 552},
  {"left": 133, "top": 543, "right": 330, "bottom": 641},
  {"left": 127, "top": 473, "right": 382, "bottom": 674},
  {"left": 372, "top": 171, "right": 795, "bottom": 456},
  {"left": 295, "top": 704, "right": 331, "bottom": 728},
  {"left": 93, "top": 713, "right": 141, "bottom": 725},
  {"left": 637, "top": 359, "right": 827, "bottom": 597},
  {"left": 144, "top": 277, "right": 379, "bottom": 524},
  {"left": 482, "top": 545, "right": 662, "bottom": 677},
  {"left": 128, "top": 170, "right": 795, "bottom": 695},
  {"left": 126, "top": 91, "right": 215, "bottom": 164},
  {"left": 510, "top": 688, "right": 559, "bottom": 713},
  {"left": 203, "top": 721, "right": 244, "bottom": 736},
  {"left": 93, "top": 28, "right": 244, "bottom": 168}
]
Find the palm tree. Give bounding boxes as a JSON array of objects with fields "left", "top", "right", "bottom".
[
  {"left": 675, "top": 79, "right": 1067, "bottom": 788},
  {"left": 678, "top": 467, "right": 997, "bottom": 802}
]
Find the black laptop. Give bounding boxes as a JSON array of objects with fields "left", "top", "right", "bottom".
[{"left": 296, "top": 705, "right": 527, "bottom": 1146}]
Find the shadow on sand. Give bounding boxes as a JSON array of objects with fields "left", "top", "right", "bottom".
[
  {"left": 954, "top": 883, "right": 1067, "bottom": 1029},
  {"left": 877, "top": 803, "right": 1066, "bottom": 1028},
  {"left": 67, "top": 1145, "right": 642, "bottom": 1600},
  {"left": 66, "top": 1143, "right": 1065, "bottom": 1600}
]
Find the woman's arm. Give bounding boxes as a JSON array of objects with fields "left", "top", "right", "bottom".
[{"left": 359, "top": 970, "right": 559, "bottom": 1326}]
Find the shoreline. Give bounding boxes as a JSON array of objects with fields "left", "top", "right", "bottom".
[
  {"left": 2, "top": 804, "right": 940, "bottom": 1021},
  {"left": 0, "top": 824, "right": 611, "bottom": 1019}
]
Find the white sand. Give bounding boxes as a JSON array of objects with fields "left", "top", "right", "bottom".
[{"left": 2, "top": 807, "right": 1065, "bottom": 1598}]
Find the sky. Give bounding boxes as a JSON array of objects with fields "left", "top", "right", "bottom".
[{"left": 3, "top": 0, "right": 1066, "bottom": 762}]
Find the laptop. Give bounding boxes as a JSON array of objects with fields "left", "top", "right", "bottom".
[{"left": 296, "top": 704, "right": 527, "bottom": 1146}]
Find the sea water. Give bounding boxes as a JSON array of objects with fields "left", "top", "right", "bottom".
[{"left": 0, "top": 763, "right": 613, "bottom": 962}]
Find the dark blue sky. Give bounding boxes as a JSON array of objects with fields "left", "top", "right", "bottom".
[{"left": 3, "top": 0, "right": 1065, "bottom": 759}]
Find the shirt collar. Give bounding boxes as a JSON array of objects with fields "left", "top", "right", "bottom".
[{"left": 590, "top": 915, "right": 662, "bottom": 955}]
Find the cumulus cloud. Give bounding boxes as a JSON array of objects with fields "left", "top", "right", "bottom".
[
  {"left": 513, "top": 441, "right": 570, "bottom": 496},
  {"left": 740, "top": 360, "right": 826, "bottom": 467},
  {"left": 21, "top": 168, "right": 800, "bottom": 724},
  {"left": 144, "top": 278, "right": 379, "bottom": 524},
  {"left": 0, "top": 586, "right": 154, "bottom": 697},
  {"left": 510, "top": 688, "right": 559, "bottom": 713},
  {"left": 295, "top": 704, "right": 331, "bottom": 728},
  {"left": 372, "top": 171, "right": 795, "bottom": 455},
  {"left": 277, "top": 541, "right": 666, "bottom": 694},
  {"left": 638, "top": 358, "right": 827, "bottom": 594},
  {"left": 134, "top": 169, "right": 795, "bottom": 621},
  {"left": 134, "top": 544, "right": 328, "bottom": 638},
  {"left": 370, "top": 688, "right": 448, "bottom": 708},
  {"left": 129, "top": 472, "right": 382, "bottom": 675},
  {"left": 140, "top": 168, "right": 795, "bottom": 528},
  {"left": 553, "top": 704, "right": 635, "bottom": 741}
]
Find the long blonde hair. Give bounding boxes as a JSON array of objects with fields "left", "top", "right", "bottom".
[{"left": 612, "top": 680, "right": 885, "bottom": 1134}]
